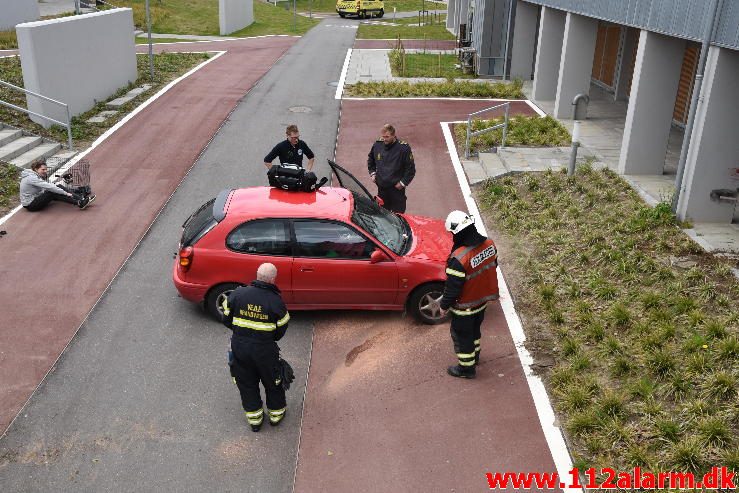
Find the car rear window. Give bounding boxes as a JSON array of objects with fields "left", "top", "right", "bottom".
[{"left": 181, "top": 198, "right": 217, "bottom": 247}]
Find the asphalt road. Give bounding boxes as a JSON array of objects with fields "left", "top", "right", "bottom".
[{"left": 0, "top": 20, "right": 356, "bottom": 492}]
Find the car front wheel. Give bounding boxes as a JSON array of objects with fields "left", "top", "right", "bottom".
[
  {"left": 408, "top": 283, "right": 448, "bottom": 325},
  {"left": 206, "top": 283, "right": 241, "bottom": 322}
]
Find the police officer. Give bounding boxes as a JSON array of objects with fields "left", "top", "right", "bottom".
[
  {"left": 221, "top": 263, "right": 290, "bottom": 431},
  {"left": 367, "top": 123, "right": 416, "bottom": 213},
  {"left": 264, "top": 124, "right": 315, "bottom": 171},
  {"left": 438, "top": 211, "right": 499, "bottom": 379}
]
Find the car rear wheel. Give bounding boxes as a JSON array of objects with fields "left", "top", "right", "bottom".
[
  {"left": 338, "top": 12, "right": 346, "bottom": 17},
  {"left": 377, "top": 8, "right": 384, "bottom": 17},
  {"left": 206, "top": 283, "right": 241, "bottom": 322},
  {"left": 408, "top": 283, "right": 448, "bottom": 325}
]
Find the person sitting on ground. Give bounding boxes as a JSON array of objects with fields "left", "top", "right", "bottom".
[{"left": 20, "top": 162, "right": 95, "bottom": 212}]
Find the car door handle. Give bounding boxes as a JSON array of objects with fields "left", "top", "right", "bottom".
[{"left": 300, "top": 266, "right": 314, "bottom": 272}]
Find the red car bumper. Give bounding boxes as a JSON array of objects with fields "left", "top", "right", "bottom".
[{"left": 172, "top": 261, "right": 209, "bottom": 303}]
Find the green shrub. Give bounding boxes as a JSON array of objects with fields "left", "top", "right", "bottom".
[{"left": 345, "top": 79, "right": 524, "bottom": 98}]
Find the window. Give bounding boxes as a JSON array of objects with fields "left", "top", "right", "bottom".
[
  {"left": 226, "top": 219, "right": 290, "bottom": 256},
  {"left": 294, "top": 221, "right": 373, "bottom": 259}
]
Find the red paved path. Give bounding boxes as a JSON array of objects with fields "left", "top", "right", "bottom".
[
  {"left": 294, "top": 99, "right": 561, "bottom": 492},
  {"left": 0, "top": 37, "right": 296, "bottom": 434}
]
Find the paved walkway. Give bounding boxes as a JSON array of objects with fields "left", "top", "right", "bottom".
[
  {"left": 0, "top": 36, "right": 297, "bottom": 434},
  {"left": 294, "top": 99, "right": 566, "bottom": 492}
]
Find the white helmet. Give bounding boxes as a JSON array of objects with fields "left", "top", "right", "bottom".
[{"left": 445, "top": 210, "right": 475, "bottom": 234}]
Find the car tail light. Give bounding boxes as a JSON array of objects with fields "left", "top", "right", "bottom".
[{"left": 179, "top": 246, "right": 194, "bottom": 272}]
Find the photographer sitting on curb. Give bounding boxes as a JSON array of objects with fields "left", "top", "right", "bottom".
[{"left": 20, "top": 162, "right": 95, "bottom": 212}]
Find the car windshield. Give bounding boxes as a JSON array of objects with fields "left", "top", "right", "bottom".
[{"left": 350, "top": 191, "right": 409, "bottom": 255}]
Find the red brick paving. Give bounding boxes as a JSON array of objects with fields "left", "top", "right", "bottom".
[
  {"left": 0, "top": 37, "right": 297, "bottom": 434},
  {"left": 294, "top": 98, "right": 559, "bottom": 492}
]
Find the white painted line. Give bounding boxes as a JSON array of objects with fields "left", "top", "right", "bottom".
[
  {"left": 343, "top": 97, "right": 532, "bottom": 102},
  {"left": 336, "top": 48, "right": 352, "bottom": 100},
  {"left": 525, "top": 98, "right": 547, "bottom": 117},
  {"left": 0, "top": 50, "right": 227, "bottom": 227},
  {"left": 441, "top": 121, "right": 581, "bottom": 493}
]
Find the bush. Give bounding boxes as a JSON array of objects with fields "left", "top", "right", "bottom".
[
  {"left": 345, "top": 79, "right": 524, "bottom": 98},
  {"left": 455, "top": 115, "right": 570, "bottom": 152}
]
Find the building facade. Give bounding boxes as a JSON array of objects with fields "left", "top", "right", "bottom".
[{"left": 450, "top": 0, "right": 739, "bottom": 224}]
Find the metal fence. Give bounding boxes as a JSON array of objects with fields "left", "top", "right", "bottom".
[
  {"left": 464, "top": 102, "right": 510, "bottom": 158},
  {"left": 389, "top": 37, "right": 468, "bottom": 78}
]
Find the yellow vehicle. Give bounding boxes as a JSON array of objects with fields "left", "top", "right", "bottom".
[{"left": 336, "top": 0, "right": 384, "bottom": 18}]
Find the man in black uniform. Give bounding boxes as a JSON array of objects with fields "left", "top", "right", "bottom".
[
  {"left": 367, "top": 123, "right": 416, "bottom": 213},
  {"left": 221, "top": 263, "right": 290, "bottom": 432},
  {"left": 263, "top": 124, "right": 315, "bottom": 171},
  {"left": 438, "top": 211, "right": 499, "bottom": 379}
]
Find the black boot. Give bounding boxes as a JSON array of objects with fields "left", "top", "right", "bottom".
[
  {"left": 447, "top": 365, "right": 476, "bottom": 379},
  {"left": 250, "top": 423, "right": 262, "bottom": 433},
  {"left": 475, "top": 351, "right": 480, "bottom": 365}
]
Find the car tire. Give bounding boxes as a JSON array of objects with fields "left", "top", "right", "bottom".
[
  {"left": 360, "top": 10, "right": 366, "bottom": 19},
  {"left": 377, "top": 8, "right": 384, "bottom": 18},
  {"left": 206, "top": 283, "right": 241, "bottom": 322},
  {"left": 408, "top": 283, "right": 448, "bottom": 325},
  {"left": 338, "top": 12, "right": 346, "bottom": 17}
]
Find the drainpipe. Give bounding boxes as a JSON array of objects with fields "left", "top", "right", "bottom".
[
  {"left": 671, "top": 0, "right": 722, "bottom": 214},
  {"left": 502, "top": 0, "right": 515, "bottom": 80}
]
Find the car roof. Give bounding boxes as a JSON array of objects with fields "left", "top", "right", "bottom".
[{"left": 226, "top": 186, "right": 354, "bottom": 219}]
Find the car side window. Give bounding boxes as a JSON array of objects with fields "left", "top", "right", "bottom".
[
  {"left": 293, "top": 221, "right": 374, "bottom": 259},
  {"left": 226, "top": 219, "right": 290, "bottom": 256}
]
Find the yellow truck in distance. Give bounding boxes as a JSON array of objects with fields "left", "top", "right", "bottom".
[{"left": 336, "top": 0, "right": 385, "bottom": 18}]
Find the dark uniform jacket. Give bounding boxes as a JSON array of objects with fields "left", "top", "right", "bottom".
[
  {"left": 440, "top": 227, "right": 499, "bottom": 313},
  {"left": 222, "top": 280, "right": 290, "bottom": 342},
  {"left": 264, "top": 139, "right": 314, "bottom": 168},
  {"left": 367, "top": 138, "right": 416, "bottom": 189}
]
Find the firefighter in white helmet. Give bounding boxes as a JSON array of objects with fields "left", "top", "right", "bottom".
[{"left": 438, "top": 211, "right": 500, "bottom": 378}]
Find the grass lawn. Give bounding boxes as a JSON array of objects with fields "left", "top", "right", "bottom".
[
  {"left": 0, "top": 51, "right": 210, "bottom": 212},
  {"left": 455, "top": 116, "right": 571, "bottom": 153},
  {"left": 478, "top": 166, "right": 739, "bottom": 475},
  {"left": 346, "top": 79, "right": 524, "bottom": 98},
  {"left": 357, "top": 14, "right": 453, "bottom": 39},
  {"left": 110, "top": 0, "right": 318, "bottom": 36},
  {"left": 391, "top": 53, "right": 474, "bottom": 78},
  {"left": 289, "top": 0, "right": 446, "bottom": 12}
]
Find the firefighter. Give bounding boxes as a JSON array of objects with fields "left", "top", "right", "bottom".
[
  {"left": 438, "top": 211, "right": 499, "bottom": 379},
  {"left": 221, "top": 263, "right": 290, "bottom": 431},
  {"left": 367, "top": 123, "right": 416, "bottom": 213}
]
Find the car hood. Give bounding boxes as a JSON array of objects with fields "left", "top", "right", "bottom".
[{"left": 403, "top": 214, "right": 452, "bottom": 262}]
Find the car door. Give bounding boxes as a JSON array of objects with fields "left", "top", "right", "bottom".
[
  {"left": 224, "top": 218, "right": 294, "bottom": 303},
  {"left": 291, "top": 219, "right": 399, "bottom": 307}
]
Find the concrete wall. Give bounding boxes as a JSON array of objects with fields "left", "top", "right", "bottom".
[
  {"left": 531, "top": 6, "right": 565, "bottom": 101},
  {"left": 219, "top": 0, "right": 254, "bottom": 36},
  {"left": 618, "top": 29, "right": 685, "bottom": 175},
  {"left": 16, "top": 9, "right": 137, "bottom": 129},
  {"left": 678, "top": 47, "right": 739, "bottom": 222},
  {"left": 509, "top": 0, "right": 539, "bottom": 80},
  {"left": 0, "top": 0, "right": 39, "bottom": 31},
  {"left": 553, "top": 12, "right": 598, "bottom": 118}
]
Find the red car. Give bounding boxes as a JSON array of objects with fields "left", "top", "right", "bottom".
[{"left": 173, "top": 162, "right": 451, "bottom": 324}]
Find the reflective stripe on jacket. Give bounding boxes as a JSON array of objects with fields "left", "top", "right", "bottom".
[
  {"left": 222, "top": 280, "right": 289, "bottom": 342},
  {"left": 449, "top": 238, "right": 499, "bottom": 311}
]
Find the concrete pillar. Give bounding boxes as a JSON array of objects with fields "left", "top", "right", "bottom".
[
  {"left": 509, "top": 1, "right": 538, "bottom": 80},
  {"left": 447, "top": 0, "right": 458, "bottom": 32},
  {"left": 553, "top": 12, "right": 598, "bottom": 118},
  {"left": 677, "top": 47, "right": 739, "bottom": 223},
  {"left": 618, "top": 30, "right": 685, "bottom": 175},
  {"left": 615, "top": 27, "right": 638, "bottom": 101},
  {"left": 531, "top": 6, "right": 565, "bottom": 102}
]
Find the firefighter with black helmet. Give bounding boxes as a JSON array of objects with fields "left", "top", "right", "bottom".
[
  {"left": 438, "top": 211, "right": 499, "bottom": 379},
  {"left": 221, "top": 263, "right": 290, "bottom": 431}
]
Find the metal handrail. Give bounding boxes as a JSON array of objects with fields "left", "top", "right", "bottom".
[
  {"left": 464, "top": 102, "right": 509, "bottom": 158},
  {"left": 0, "top": 79, "right": 73, "bottom": 150}
]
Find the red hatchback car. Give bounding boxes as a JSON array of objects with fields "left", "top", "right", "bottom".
[{"left": 173, "top": 162, "right": 451, "bottom": 324}]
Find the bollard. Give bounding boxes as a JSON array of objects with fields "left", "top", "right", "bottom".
[{"left": 568, "top": 94, "right": 589, "bottom": 176}]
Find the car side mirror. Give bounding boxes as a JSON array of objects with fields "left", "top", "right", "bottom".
[{"left": 370, "top": 249, "right": 388, "bottom": 264}]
